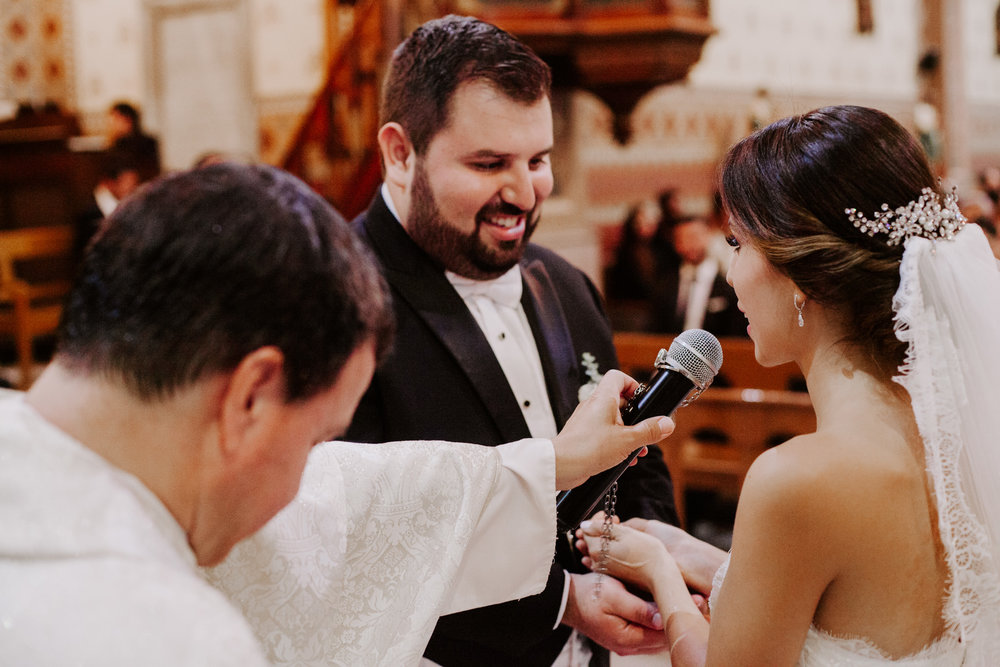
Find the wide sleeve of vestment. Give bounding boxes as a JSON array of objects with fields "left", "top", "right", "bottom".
[{"left": 204, "top": 437, "right": 556, "bottom": 667}]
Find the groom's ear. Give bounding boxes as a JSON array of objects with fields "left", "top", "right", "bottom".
[{"left": 378, "top": 122, "right": 415, "bottom": 189}]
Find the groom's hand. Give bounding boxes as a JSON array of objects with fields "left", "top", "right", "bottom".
[{"left": 560, "top": 572, "right": 668, "bottom": 655}]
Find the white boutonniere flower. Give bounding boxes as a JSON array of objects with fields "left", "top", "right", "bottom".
[{"left": 578, "top": 352, "right": 604, "bottom": 402}]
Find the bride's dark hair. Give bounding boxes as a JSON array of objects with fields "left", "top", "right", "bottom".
[{"left": 719, "top": 105, "right": 938, "bottom": 380}]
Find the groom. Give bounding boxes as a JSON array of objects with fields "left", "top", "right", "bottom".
[{"left": 347, "top": 16, "right": 678, "bottom": 665}]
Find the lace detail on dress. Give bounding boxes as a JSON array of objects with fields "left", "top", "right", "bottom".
[
  {"left": 709, "top": 556, "right": 964, "bottom": 666},
  {"left": 892, "top": 229, "right": 1000, "bottom": 665}
]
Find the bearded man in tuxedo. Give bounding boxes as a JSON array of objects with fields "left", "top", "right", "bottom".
[{"left": 347, "top": 15, "right": 679, "bottom": 667}]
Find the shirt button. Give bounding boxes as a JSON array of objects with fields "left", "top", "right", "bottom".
[{"left": 523, "top": 400, "right": 531, "bottom": 407}]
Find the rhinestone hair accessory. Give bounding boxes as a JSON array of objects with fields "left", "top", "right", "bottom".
[{"left": 845, "top": 186, "right": 966, "bottom": 246}]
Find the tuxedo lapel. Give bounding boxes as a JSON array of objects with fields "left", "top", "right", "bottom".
[
  {"left": 521, "top": 260, "right": 579, "bottom": 429},
  {"left": 360, "top": 195, "right": 532, "bottom": 442}
]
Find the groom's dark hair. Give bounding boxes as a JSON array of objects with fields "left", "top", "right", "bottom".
[{"left": 379, "top": 15, "right": 551, "bottom": 156}]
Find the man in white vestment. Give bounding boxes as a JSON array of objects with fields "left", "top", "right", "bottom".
[{"left": 0, "top": 164, "right": 673, "bottom": 666}]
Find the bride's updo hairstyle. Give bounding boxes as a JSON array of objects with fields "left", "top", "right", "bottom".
[{"left": 720, "top": 105, "right": 937, "bottom": 380}]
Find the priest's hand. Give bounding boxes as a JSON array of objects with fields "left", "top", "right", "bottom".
[{"left": 552, "top": 370, "right": 673, "bottom": 490}]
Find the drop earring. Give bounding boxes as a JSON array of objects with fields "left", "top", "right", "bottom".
[{"left": 794, "top": 294, "right": 806, "bottom": 328}]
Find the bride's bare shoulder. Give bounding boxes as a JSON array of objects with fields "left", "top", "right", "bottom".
[
  {"left": 745, "top": 431, "right": 850, "bottom": 484},
  {"left": 739, "top": 432, "right": 900, "bottom": 524},
  {"left": 722, "top": 433, "right": 879, "bottom": 615}
]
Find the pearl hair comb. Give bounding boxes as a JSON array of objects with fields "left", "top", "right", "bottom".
[{"left": 845, "top": 186, "right": 966, "bottom": 246}]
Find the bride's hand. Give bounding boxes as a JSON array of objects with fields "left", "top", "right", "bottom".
[
  {"left": 574, "top": 511, "right": 618, "bottom": 561},
  {"left": 578, "top": 514, "right": 712, "bottom": 661},
  {"left": 620, "top": 517, "right": 726, "bottom": 597},
  {"left": 576, "top": 515, "right": 674, "bottom": 593}
]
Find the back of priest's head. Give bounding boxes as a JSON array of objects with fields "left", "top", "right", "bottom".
[{"left": 57, "top": 163, "right": 394, "bottom": 402}]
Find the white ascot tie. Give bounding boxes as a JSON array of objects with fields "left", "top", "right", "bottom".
[
  {"left": 448, "top": 268, "right": 523, "bottom": 308},
  {"left": 446, "top": 267, "right": 557, "bottom": 440}
]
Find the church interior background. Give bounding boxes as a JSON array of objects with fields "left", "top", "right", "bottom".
[
  {"left": 2, "top": 6, "right": 999, "bottom": 658},
  {"left": 2, "top": 0, "right": 999, "bottom": 281}
]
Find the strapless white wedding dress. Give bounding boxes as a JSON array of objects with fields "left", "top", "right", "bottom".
[{"left": 708, "top": 557, "right": 965, "bottom": 666}]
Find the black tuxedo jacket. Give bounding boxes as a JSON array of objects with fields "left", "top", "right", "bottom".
[
  {"left": 348, "top": 192, "right": 678, "bottom": 666},
  {"left": 648, "top": 263, "right": 747, "bottom": 338}
]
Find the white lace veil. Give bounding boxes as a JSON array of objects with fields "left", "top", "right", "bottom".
[{"left": 892, "top": 222, "right": 1000, "bottom": 662}]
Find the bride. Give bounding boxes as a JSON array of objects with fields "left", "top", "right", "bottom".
[{"left": 578, "top": 105, "right": 1000, "bottom": 665}]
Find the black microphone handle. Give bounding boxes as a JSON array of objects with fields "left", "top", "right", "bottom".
[{"left": 555, "top": 366, "right": 695, "bottom": 533}]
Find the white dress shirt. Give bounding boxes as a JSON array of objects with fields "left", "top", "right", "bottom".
[
  {"left": 446, "top": 268, "right": 559, "bottom": 440},
  {"left": 680, "top": 258, "right": 722, "bottom": 331}
]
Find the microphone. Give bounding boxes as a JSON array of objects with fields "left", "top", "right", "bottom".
[{"left": 555, "top": 329, "right": 723, "bottom": 534}]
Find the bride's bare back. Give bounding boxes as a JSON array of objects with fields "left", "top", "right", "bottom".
[{"left": 708, "top": 371, "right": 948, "bottom": 663}]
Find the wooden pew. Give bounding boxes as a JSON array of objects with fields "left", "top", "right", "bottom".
[
  {"left": 0, "top": 225, "right": 75, "bottom": 388},
  {"left": 614, "top": 331, "right": 804, "bottom": 390},
  {"left": 664, "top": 387, "right": 816, "bottom": 528}
]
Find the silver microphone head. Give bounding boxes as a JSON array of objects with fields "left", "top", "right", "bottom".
[{"left": 665, "top": 329, "right": 723, "bottom": 388}]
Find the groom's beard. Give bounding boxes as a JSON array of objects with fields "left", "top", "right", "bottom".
[{"left": 407, "top": 160, "right": 538, "bottom": 280}]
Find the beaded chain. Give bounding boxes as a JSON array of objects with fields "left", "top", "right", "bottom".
[{"left": 592, "top": 482, "right": 618, "bottom": 600}]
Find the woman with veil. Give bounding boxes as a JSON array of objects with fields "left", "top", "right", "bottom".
[{"left": 577, "top": 105, "right": 1000, "bottom": 665}]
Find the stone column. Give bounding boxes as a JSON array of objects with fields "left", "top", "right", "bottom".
[{"left": 922, "top": 0, "right": 972, "bottom": 191}]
